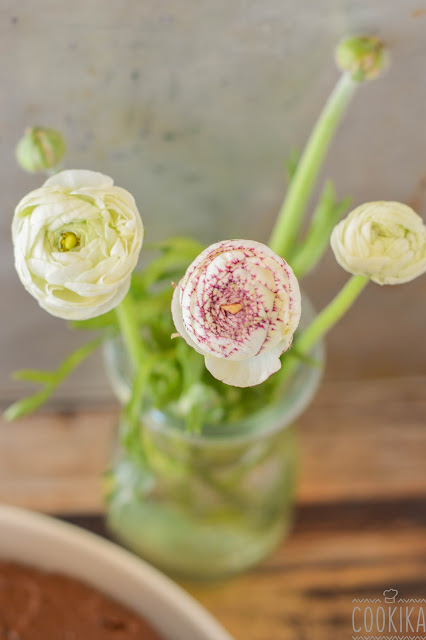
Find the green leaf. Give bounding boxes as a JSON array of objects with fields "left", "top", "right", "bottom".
[
  {"left": 69, "top": 310, "right": 117, "bottom": 331},
  {"left": 12, "top": 369, "right": 55, "bottom": 384},
  {"left": 291, "top": 181, "right": 351, "bottom": 277},
  {"left": 133, "top": 288, "right": 172, "bottom": 324},
  {"left": 4, "top": 336, "right": 103, "bottom": 421},
  {"left": 137, "top": 253, "right": 191, "bottom": 290},
  {"left": 121, "top": 355, "right": 156, "bottom": 463},
  {"left": 3, "top": 389, "right": 52, "bottom": 421},
  {"left": 55, "top": 337, "right": 103, "bottom": 379},
  {"left": 286, "top": 345, "right": 322, "bottom": 368},
  {"left": 285, "top": 148, "right": 300, "bottom": 184},
  {"left": 175, "top": 339, "right": 204, "bottom": 392},
  {"left": 148, "top": 356, "right": 180, "bottom": 407},
  {"left": 146, "top": 236, "right": 205, "bottom": 256},
  {"left": 131, "top": 237, "right": 205, "bottom": 293}
]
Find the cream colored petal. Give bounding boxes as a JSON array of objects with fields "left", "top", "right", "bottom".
[
  {"left": 171, "top": 285, "right": 206, "bottom": 355},
  {"left": 39, "top": 277, "right": 131, "bottom": 321},
  {"left": 205, "top": 341, "right": 284, "bottom": 388},
  {"left": 43, "top": 169, "right": 114, "bottom": 190}
]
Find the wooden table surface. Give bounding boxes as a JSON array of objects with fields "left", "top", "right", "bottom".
[{"left": 1, "top": 376, "right": 425, "bottom": 639}]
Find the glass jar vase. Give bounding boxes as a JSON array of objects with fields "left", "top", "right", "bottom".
[{"left": 104, "top": 301, "right": 322, "bottom": 581}]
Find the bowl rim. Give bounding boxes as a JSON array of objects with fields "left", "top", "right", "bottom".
[{"left": 0, "top": 504, "right": 234, "bottom": 640}]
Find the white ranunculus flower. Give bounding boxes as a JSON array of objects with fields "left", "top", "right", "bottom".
[
  {"left": 172, "top": 239, "right": 301, "bottom": 388},
  {"left": 12, "top": 169, "right": 143, "bottom": 320},
  {"left": 330, "top": 201, "right": 426, "bottom": 285}
]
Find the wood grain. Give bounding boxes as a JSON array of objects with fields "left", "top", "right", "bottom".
[
  {"left": 185, "top": 512, "right": 426, "bottom": 640},
  {"left": 64, "top": 500, "right": 426, "bottom": 640},
  {"left": 0, "top": 377, "right": 424, "bottom": 512},
  {"left": 0, "top": 408, "right": 117, "bottom": 513},
  {"left": 0, "top": 376, "right": 425, "bottom": 639}
]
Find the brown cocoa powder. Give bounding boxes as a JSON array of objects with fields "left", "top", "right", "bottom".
[{"left": 0, "top": 562, "right": 164, "bottom": 639}]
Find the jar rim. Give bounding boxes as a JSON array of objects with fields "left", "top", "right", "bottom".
[{"left": 142, "top": 350, "right": 323, "bottom": 444}]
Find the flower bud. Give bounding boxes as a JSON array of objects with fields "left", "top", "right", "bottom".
[
  {"left": 16, "top": 127, "right": 66, "bottom": 173},
  {"left": 335, "top": 36, "right": 389, "bottom": 82},
  {"left": 330, "top": 201, "right": 426, "bottom": 285}
]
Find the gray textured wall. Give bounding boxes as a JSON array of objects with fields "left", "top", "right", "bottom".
[{"left": 1, "top": 1, "right": 425, "bottom": 406}]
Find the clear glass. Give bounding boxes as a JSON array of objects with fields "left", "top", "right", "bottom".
[{"left": 104, "top": 300, "right": 323, "bottom": 581}]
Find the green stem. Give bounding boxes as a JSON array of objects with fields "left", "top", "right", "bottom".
[
  {"left": 298, "top": 274, "right": 368, "bottom": 352},
  {"left": 122, "top": 355, "right": 155, "bottom": 463},
  {"left": 281, "top": 274, "right": 369, "bottom": 381},
  {"left": 115, "top": 294, "right": 145, "bottom": 371},
  {"left": 269, "top": 73, "right": 358, "bottom": 260},
  {"left": 290, "top": 181, "right": 351, "bottom": 279},
  {"left": 115, "top": 295, "right": 153, "bottom": 462},
  {"left": 127, "top": 357, "right": 153, "bottom": 431}
]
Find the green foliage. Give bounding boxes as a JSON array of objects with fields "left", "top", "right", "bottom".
[
  {"left": 5, "top": 233, "right": 309, "bottom": 438},
  {"left": 101, "top": 234, "right": 309, "bottom": 435},
  {"left": 69, "top": 310, "right": 117, "bottom": 331},
  {"left": 132, "top": 236, "right": 205, "bottom": 294},
  {"left": 291, "top": 181, "right": 351, "bottom": 277},
  {"left": 4, "top": 337, "right": 102, "bottom": 421},
  {"left": 285, "top": 148, "right": 300, "bottom": 184}
]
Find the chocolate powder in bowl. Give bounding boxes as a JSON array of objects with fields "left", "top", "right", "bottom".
[{"left": 0, "top": 562, "right": 165, "bottom": 639}]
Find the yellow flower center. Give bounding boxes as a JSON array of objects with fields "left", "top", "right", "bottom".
[
  {"left": 220, "top": 302, "right": 243, "bottom": 315},
  {"left": 59, "top": 231, "right": 80, "bottom": 252}
]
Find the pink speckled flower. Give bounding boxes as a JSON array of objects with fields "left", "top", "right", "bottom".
[{"left": 171, "top": 239, "right": 301, "bottom": 387}]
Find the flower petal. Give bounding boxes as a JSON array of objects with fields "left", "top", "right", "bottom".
[
  {"left": 39, "top": 277, "right": 131, "bottom": 321},
  {"left": 204, "top": 341, "right": 285, "bottom": 388},
  {"left": 171, "top": 284, "right": 206, "bottom": 355},
  {"left": 44, "top": 169, "right": 114, "bottom": 190}
]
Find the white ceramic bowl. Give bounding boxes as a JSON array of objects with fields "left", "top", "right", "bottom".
[{"left": 0, "top": 504, "right": 234, "bottom": 640}]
